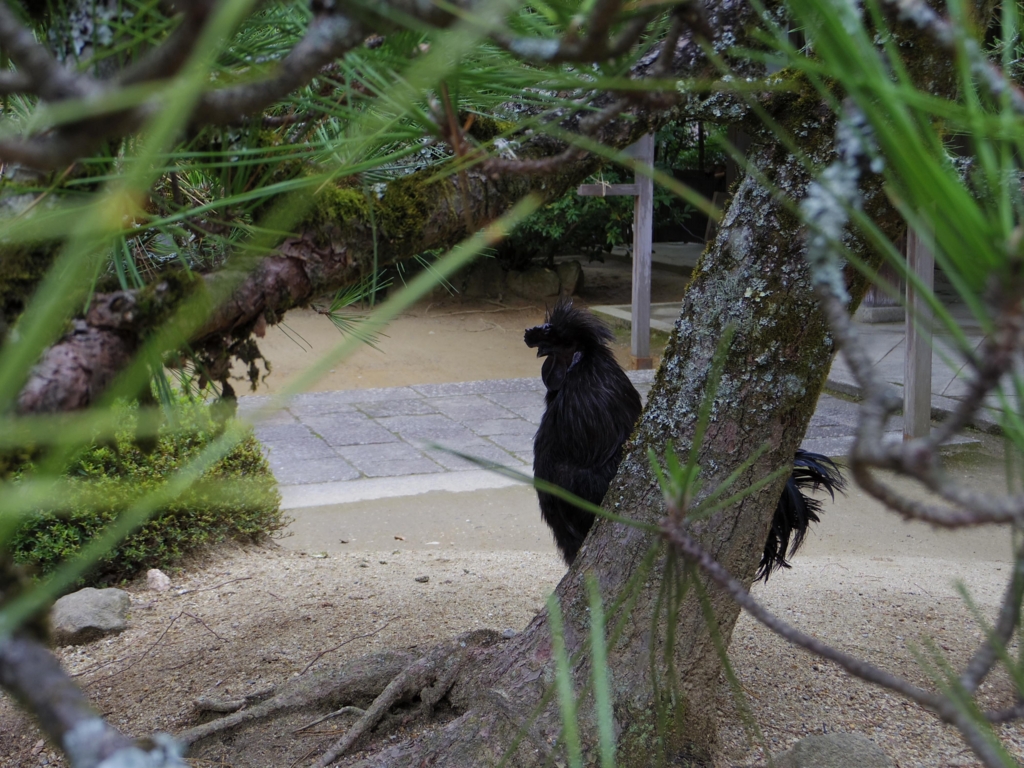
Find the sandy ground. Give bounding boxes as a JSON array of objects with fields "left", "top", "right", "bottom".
[
  {"left": 3, "top": 258, "right": 1024, "bottom": 767},
  {"left": 241, "top": 257, "right": 690, "bottom": 393}
]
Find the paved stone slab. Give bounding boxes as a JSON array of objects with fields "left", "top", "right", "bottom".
[
  {"left": 253, "top": 422, "right": 319, "bottom": 442},
  {"left": 422, "top": 442, "right": 526, "bottom": 471},
  {"left": 411, "top": 378, "right": 543, "bottom": 397},
  {"left": 238, "top": 399, "right": 296, "bottom": 425},
  {"left": 250, "top": 314, "right": 995, "bottom": 498},
  {"left": 483, "top": 391, "right": 545, "bottom": 422},
  {"left": 429, "top": 395, "right": 520, "bottom": 421},
  {"left": 303, "top": 413, "right": 400, "bottom": 446},
  {"left": 334, "top": 442, "right": 445, "bottom": 478},
  {"left": 375, "top": 414, "right": 476, "bottom": 441},
  {"left": 355, "top": 399, "right": 440, "bottom": 418},
  {"left": 485, "top": 432, "right": 537, "bottom": 453},
  {"left": 463, "top": 418, "right": 538, "bottom": 437},
  {"left": 285, "top": 394, "right": 362, "bottom": 416},
  {"left": 263, "top": 438, "right": 336, "bottom": 460},
  {"left": 807, "top": 395, "right": 862, "bottom": 427},
  {"left": 288, "top": 387, "right": 421, "bottom": 415},
  {"left": 348, "top": 458, "right": 446, "bottom": 478},
  {"left": 269, "top": 456, "right": 360, "bottom": 485}
]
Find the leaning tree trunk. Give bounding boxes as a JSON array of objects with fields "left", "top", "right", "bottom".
[
  {"left": 178, "top": 9, "right": 964, "bottom": 764},
  {"left": 348, "top": 106, "right": 900, "bottom": 768}
]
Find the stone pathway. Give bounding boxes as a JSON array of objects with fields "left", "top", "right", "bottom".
[{"left": 240, "top": 371, "right": 902, "bottom": 510}]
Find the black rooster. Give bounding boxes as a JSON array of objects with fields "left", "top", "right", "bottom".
[{"left": 525, "top": 298, "right": 843, "bottom": 580}]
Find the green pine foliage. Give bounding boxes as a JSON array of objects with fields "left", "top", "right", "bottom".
[{"left": 9, "top": 399, "right": 282, "bottom": 587}]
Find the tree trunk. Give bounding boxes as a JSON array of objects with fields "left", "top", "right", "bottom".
[{"left": 342, "top": 102, "right": 900, "bottom": 767}]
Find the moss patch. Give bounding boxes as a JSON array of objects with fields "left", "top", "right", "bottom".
[
  {"left": 376, "top": 174, "right": 441, "bottom": 243},
  {"left": 306, "top": 185, "right": 371, "bottom": 230}
]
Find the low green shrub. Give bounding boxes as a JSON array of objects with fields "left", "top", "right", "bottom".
[{"left": 10, "top": 398, "right": 282, "bottom": 586}]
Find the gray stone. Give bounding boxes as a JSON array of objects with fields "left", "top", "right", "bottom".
[
  {"left": 288, "top": 387, "right": 421, "bottom": 414},
  {"left": 423, "top": 441, "right": 525, "bottom": 471},
  {"left": 774, "top": 733, "right": 893, "bottom": 768},
  {"left": 270, "top": 456, "right": 361, "bottom": 485},
  {"left": 253, "top": 422, "right": 318, "bottom": 442},
  {"left": 356, "top": 399, "right": 439, "bottom": 418},
  {"left": 374, "top": 414, "right": 473, "bottom": 441},
  {"left": 335, "top": 442, "right": 444, "bottom": 477},
  {"left": 146, "top": 569, "right": 171, "bottom": 592},
  {"left": 429, "top": 395, "right": 518, "bottom": 421},
  {"left": 507, "top": 267, "right": 560, "bottom": 299},
  {"left": 263, "top": 438, "right": 336, "bottom": 460},
  {"left": 303, "top": 413, "right": 400, "bottom": 447},
  {"left": 51, "top": 588, "right": 131, "bottom": 646},
  {"left": 463, "top": 417, "right": 538, "bottom": 437},
  {"left": 412, "top": 378, "right": 542, "bottom": 397},
  {"left": 556, "top": 260, "right": 584, "bottom": 295},
  {"left": 355, "top": 459, "right": 445, "bottom": 478},
  {"left": 485, "top": 432, "right": 536, "bottom": 453},
  {"left": 854, "top": 304, "right": 904, "bottom": 323},
  {"left": 464, "top": 259, "right": 506, "bottom": 298}
]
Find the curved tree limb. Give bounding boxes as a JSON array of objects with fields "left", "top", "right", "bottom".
[
  {"left": 0, "top": 634, "right": 186, "bottom": 768},
  {"left": 15, "top": 151, "right": 623, "bottom": 413}
]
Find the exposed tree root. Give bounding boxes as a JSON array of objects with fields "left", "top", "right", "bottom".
[
  {"left": 177, "top": 629, "right": 508, "bottom": 766},
  {"left": 178, "top": 649, "right": 417, "bottom": 747},
  {"left": 314, "top": 630, "right": 501, "bottom": 766}
]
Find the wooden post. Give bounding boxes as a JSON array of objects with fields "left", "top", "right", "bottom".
[
  {"left": 904, "top": 227, "right": 934, "bottom": 440},
  {"left": 576, "top": 134, "right": 655, "bottom": 370},
  {"left": 631, "top": 134, "right": 654, "bottom": 370}
]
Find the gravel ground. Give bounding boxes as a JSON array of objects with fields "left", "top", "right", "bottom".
[{"left": 1, "top": 544, "right": 1021, "bottom": 767}]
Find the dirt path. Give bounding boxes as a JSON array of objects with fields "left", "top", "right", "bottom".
[{"left": 240, "top": 257, "right": 691, "bottom": 393}]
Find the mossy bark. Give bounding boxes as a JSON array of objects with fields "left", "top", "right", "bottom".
[{"left": 339, "top": 89, "right": 905, "bottom": 766}]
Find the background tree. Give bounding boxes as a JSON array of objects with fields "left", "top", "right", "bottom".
[{"left": 2, "top": 0, "right": 1024, "bottom": 766}]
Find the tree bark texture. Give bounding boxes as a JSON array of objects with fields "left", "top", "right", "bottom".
[
  {"left": 14, "top": 150, "right": 627, "bottom": 413},
  {"left": 339, "top": 93, "right": 908, "bottom": 766}
]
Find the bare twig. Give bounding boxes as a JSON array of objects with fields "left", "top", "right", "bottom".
[
  {"left": 0, "top": 3, "right": 93, "bottom": 101},
  {"left": 293, "top": 705, "right": 365, "bottom": 734},
  {"left": 0, "top": 70, "right": 31, "bottom": 95},
  {"left": 815, "top": 281, "right": 1024, "bottom": 528},
  {"left": 84, "top": 612, "right": 183, "bottom": 688},
  {"left": 182, "top": 612, "right": 227, "bottom": 642},
  {"left": 196, "top": 14, "right": 366, "bottom": 125},
  {"left": 0, "top": 633, "right": 185, "bottom": 766},
  {"left": 661, "top": 519, "right": 1013, "bottom": 768},
  {"left": 886, "top": 0, "right": 1024, "bottom": 115},
  {"left": 960, "top": 539, "right": 1024, "bottom": 693},
  {"left": 299, "top": 620, "right": 392, "bottom": 675},
  {"left": 177, "top": 576, "right": 253, "bottom": 595},
  {"left": 660, "top": 519, "right": 942, "bottom": 709}
]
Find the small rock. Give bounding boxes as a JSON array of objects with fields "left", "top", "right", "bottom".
[
  {"left": 414, "top": 575, "right": 430, "bottom": 583},
  {"left": 556, "top": 260, "right": 584, "bottom": 295},
  {"left": 146, "top": 569, "right": 171, "bottom": 592},
  {"left": 775, "top": 733, "right": 893, "bottom": 768},
  {"left": 507, "top": 267, "right": 560, "bottom": 299},
  {"left": 50, "top": 588, "right": 131, "bottom": 646},
  {"left": 502, "top": 628, "right": 516, "bottom": 639},
  {"left": 464, "top": 259, "right": 506, "bottom": 298}
]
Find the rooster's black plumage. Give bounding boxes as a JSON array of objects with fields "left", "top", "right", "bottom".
[{"left": 525, "top": 298, "right": 844, "bottom": 579}]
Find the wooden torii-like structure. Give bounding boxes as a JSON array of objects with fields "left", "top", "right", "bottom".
[
  {"left": 577, "top": 134, "right": 655, "bottom": 370},
  {"left": 578, "top": 133, "right": 935, "bottom": 437}
]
